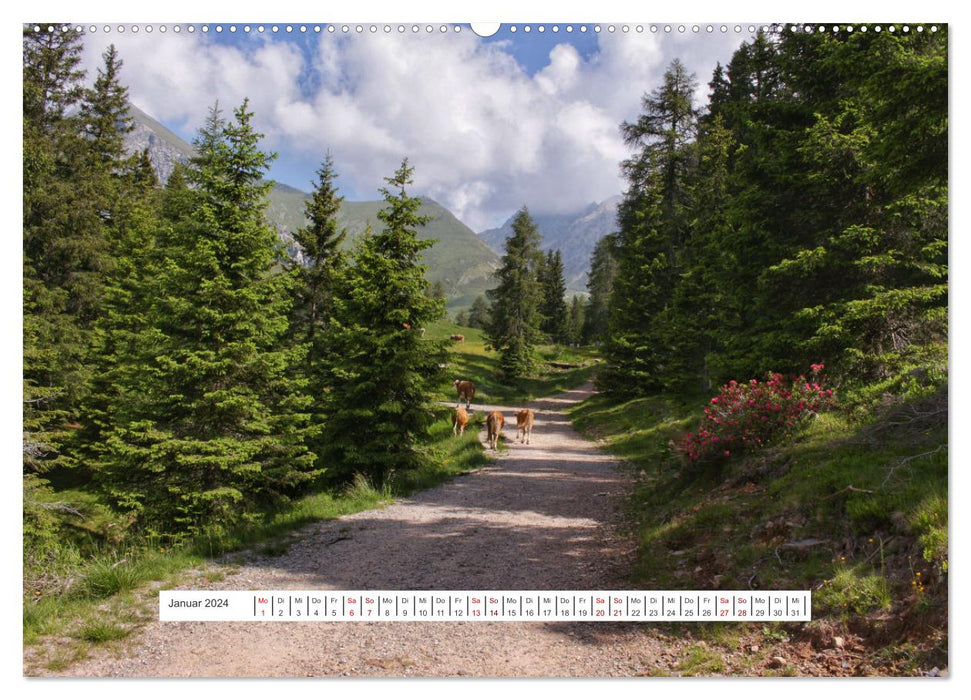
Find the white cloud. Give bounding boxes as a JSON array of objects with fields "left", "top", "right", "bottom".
[{"left": 82, "top": 27, "right": 745, "bottom": 230}]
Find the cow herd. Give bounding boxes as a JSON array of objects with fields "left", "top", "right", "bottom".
[{"left": 451, "top": 379, "right": 535, "bottom": 450}]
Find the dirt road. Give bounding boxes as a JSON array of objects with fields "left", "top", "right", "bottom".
[{"left": 42, "top": 382, "right": 690, "bottom": 678}]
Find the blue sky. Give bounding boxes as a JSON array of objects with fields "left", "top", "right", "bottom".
[
  {"left": 480, "top": 26, "right": 602, "bottom": 74},
  {"left": 79, "top": 21, "right": 750, "bottom": 229}
]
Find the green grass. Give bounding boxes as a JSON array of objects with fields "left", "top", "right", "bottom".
[
  {"left": 816, "top": 564, "right": 892, "bottom": 617},
  {"left": 678, "top": 644, "right": 726, "bottom": 675},
  {"left": 77, "top": 621, "right": 131, "bottom": 643},
  {"left": 427, "top": 318, "right": 600, "bottom": 404},
  {"left": 910, "top": 491, "right": 948, "bottom": 574}
]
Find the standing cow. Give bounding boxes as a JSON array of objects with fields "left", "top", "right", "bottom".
[
  {"left": 516, "top": 409, "right": 535, "bottom": 445},
  {"left": 453, "top": 379, "right": 476, "bottom": 409},
  {"left": 452, "top": 407, "right": 469, "bottom": 436},
  {"left": 486, "top": 410, "right": 504, "bottom": 450}
]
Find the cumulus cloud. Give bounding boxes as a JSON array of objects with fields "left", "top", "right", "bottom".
[{"left": 82, "top": 27, "right": 745, "bottom": 230}]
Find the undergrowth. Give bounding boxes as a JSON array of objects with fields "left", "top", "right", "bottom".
[{"left": 570, "top": 368, "right": 948, "bottom": 676}]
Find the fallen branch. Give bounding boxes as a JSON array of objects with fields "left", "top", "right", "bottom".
[
  {"left": 880, "top": 444, "right": 947, "bottom": 488},
  {"left": 822, "top": 485, "right": 875, "bottom": 501}
]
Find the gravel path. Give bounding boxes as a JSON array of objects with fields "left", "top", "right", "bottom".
[{"left": 43, "top": 382, "right": 687, "bottom": 678}]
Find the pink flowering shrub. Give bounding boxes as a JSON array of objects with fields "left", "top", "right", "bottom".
[{"left": 679, "top": 364, "right": 836, "bottom": 464}]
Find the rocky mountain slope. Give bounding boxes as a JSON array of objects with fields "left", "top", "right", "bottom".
[{"left": 477, "top": 197, "right": 621, "bottom": 295}]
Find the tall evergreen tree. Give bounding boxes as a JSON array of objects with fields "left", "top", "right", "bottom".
[
  {"left": 486, "top": 207, "right": 545, "bottom": 379},
  {"left": 79, "top": 44, "right": 133, "bottom": 166},
  {"left": 567, "top": 295, "right": 586, "bottom": 347},
  {"left": 24, "top": 27, "right": 125, "bottom": 484},
  {"left": 467, "top": 295, "right": 491, "bottom": 330},
  {"left": 582, "top": 233, "right": 619, "bottom": 344},
  {"left": 319, "top": 160, "right": 446, "bottom": 485},
  {"left": 24, "top": 24, "right": 93, "bottom": 412},
  {"left": 288, "top": 153, "right": 347, "bottom": 416},
  {"left": 600, "top": 60, "right": 699, "bottom": 394},
  {"left": 538, "top": 249, "right": 569, "bottom": 344},
  {"left": 429, "top": 280, "right": 447, "bottom": 304},
  {"left": 758, "top": 27, "right": 948, "bottom": 380},
  {"left": 660, "top": 115, "right": 736, "bottom": 392},
  {"left": 96, "top": 102, "right": 317, "bottom": 535}
]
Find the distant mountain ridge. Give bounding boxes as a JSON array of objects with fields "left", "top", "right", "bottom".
[
  {"left": 477, "top": 196, "right": 621, "bottom": 295},
  {"left": 126, "top": 103, "right": 197, "bottom": 184},
  {"left": 122, "top": 103, "right": 499, "bottom": 309}
]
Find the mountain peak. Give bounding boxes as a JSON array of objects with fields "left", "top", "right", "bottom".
[{"left": 477, "top": 198, "right": 620, "bottom": 294}]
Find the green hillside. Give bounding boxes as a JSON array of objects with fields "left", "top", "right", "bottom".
[{"left": 267, "top": 193, "right": 499, "bottom": 310}]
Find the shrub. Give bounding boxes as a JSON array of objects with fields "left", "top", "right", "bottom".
[
  {"left": 816, "top": 564, "right": 892, "bottom": 616},
  {"left": 910, "top": 493, "right": 948, "bottom": 573},
  {"left": 679, "top": 365, "right": 836, "bottom": 464}
]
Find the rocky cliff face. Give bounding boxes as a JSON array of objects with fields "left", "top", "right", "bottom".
[
  {"left": 477, "top": 196, "right": 621, "bottom": 294},
  {"left": 124, "top": 103, "right": 196, "bottom": 184}
]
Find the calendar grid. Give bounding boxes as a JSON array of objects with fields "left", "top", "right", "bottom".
[{"left": 160, "top": 590, "right": 811, "bottom": 622}]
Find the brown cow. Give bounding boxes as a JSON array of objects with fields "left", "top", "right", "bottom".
[
  {"left": 452, "top": 407, "right": 469, "bottom": 436},
  {"left": 516, "top": 409, "right": 535, "bottom": 445},
  {"left": 450, "top": 334, "right": 465, "bottom": 342},
  {"left": 486, "top": 410, "right": 504, "bottom": 450},
  {"left": 453, "top": 379, "right": 475, "bottom": 409}
]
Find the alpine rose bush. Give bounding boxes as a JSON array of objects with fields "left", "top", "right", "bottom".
[{"left": 679, "top": 365, "right": 836, "bottom": 464}]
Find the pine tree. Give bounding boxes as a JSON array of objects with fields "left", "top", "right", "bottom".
[
  {"left": 660, "top": 115, "right": 736, "bottom": 392},
  {"left": 539, "top": 249, "right": 569, "bottom": 344},
  {"left": 582, "top": 233, "right": 619, "bottom": 344},
  {"left": 467, "top": 295, "right": 491, "bottom": 330},
  {"left": 429, "top": 280, "right": 447, "bottom": 303},
  {"left": 567, "top": 295, "right": 586, "bottom": 347},
  {"left": 79, "top": 44, "right": 133, "bottom": 166},
  {"left": 23, "top": 26, "right": 121, "bottom": 483},
  {"left": 23, "top": 24, "right": 92, "bottom": 414},
  {"left": 486, "top": 207, "right": 545, "bottom": 378},
  {"left": 600, "top": 60, "right": 699, "bottom": 394},
  {"left": 96, "top": 102, "right": 317, "bottom": 535},
  {"left": 319, "top": 160, "right": 446, "bottom": 485},
  {"left": 757, "top": 28, "right": 948, "bottom": 380},
  {"left": 288, "top": 153, "right": 347, "bottom": 435}
]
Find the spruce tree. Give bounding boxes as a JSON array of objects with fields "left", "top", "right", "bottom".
[
  {"left": 288, "top": 154, "right": 347, "bottom": 445},
  {"left": 429, "top": 280, "right": 447, "bottom": 304},
  {"left": 757, "top": 28, "right": 948, "bottom": 380},
  {"left": 600, "top": 60, "right": 699, "bottom": 394},
  {"left": 319, "top": 160, "right": 446, "bottom": 484},
  {"left": 582, "top": 233, "right": 619, "bottom": 344},
  {"left": 79, "top": 44, "right": 133, "bottom": 167},
  {"left": 539, "top": 249, "right": 569, "bottom": 344},
  {"left": 660, "top": 115, "right": 735, "bottom": 392},
  {"left": 567, "top": 295, "right": 586, "bottom": 347},
  {"left": 486, "top": 207, "right": 545, "bottom": 378},
  {"left": 467, "top": 295, "right": 491, "bottom": 330},
  {"left": 97, "top": 102, "right": 317, "bottom": 535},
  {"left": 24, "top": 26, "right": 122, "bottom": 484}
]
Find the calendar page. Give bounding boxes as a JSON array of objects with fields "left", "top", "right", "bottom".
[{"left": 20, "top": 0, "right": 950, "bottom": 684}]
